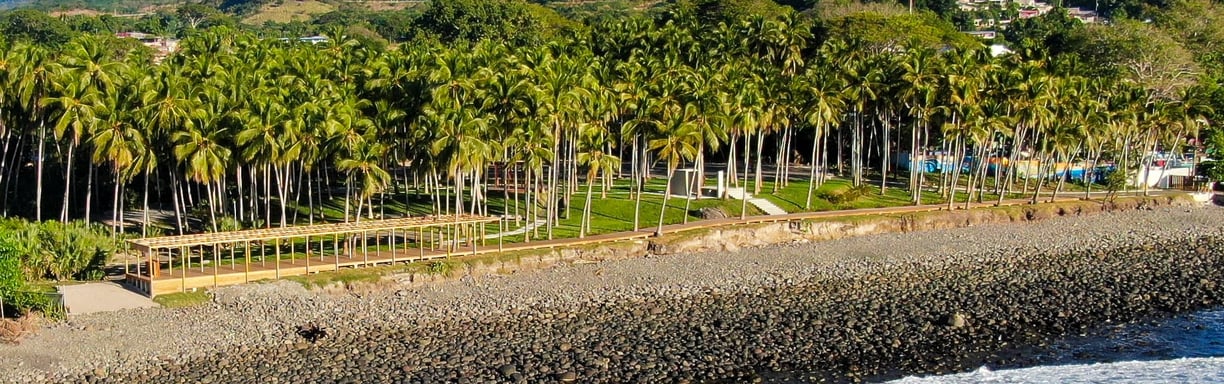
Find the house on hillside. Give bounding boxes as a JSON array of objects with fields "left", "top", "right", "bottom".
[{"left": 115, "top": 32, "right": 179, "bottom": 62}]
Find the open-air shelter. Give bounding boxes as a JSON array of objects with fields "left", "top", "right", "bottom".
[{"left": 124, "top": 215, "right": 503, "bottom": 297}]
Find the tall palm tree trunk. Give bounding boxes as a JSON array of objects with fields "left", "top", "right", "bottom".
[
  {"left": 806, "top": 126, "right": 821, "bottom": 210},
  {"left": 727, "top": 133, "right": 738, "bottom": 189},
  {"left": 62, "top": 144, "right": 76, "bottom": 222},
  {"left": 581, "top": 172, "right": 594, "bottom": 238},
  {"left": 36, "top": 117, "right": 45, "bottom": 221},
  {"left": 741, "top": 134, "right": 751, "bottom": 219},
  {"left": 142, "top": 171, "right": 150, "bottom": 237},
  {"left": 633, "top": 136, "right": 644, "bottom": 232},
  {"left": 682, "top": 162, "right": 694, "bottom": 224},
  {"left": 85, "top": 164, "right": 94, "bottom": 222},
  {"left": 656, "top": 167, "right": 675, "bottom": 236},
  {"left": 112, "top": 171, "right": 121, "bottom": 235},
  {"left": 754, "top": 130, "right": 765, "bottom": 194},
  {"left": 881, "top": 113, "right": 891, "bottom": 195}
]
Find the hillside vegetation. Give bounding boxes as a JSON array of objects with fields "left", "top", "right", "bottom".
[{"left": 241, "top": 0, "right": 334, "bottom": 24}]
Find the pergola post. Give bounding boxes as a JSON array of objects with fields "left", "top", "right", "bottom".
[
  {"left": 199, "top": 245, "right": 205, "bottom": 274},
  {"left": 180, "top": 246, "right": 187, "bottom": 293},
  {"left": 165, "top": 248, "right": 172, "bottom": 276},
  {"left": 390, "top": 229, "right": 397, "bottom": 263},
  {"left": 498, "top": 218, "right": 504, "bottom": 253},
  {"left": 150, "top": 249, "right": 159, "bottom": 278},
  {"left": 305, "top": 235, "right": 311, "bottom": 274},
  {"left": 419, "top": 227, "right": 425, "bottom": 260},
  {"left": 213, "top": 244, "right": 219, "bottom": 289},
  {"left": 333, "top": 235, "right": 340, "bottom": 270},
  {"left": 362, "top": 231, "right": 369, "bottom": 265},
  {"left": 244, "top": 241, "right": 251, "bottom": 283}
]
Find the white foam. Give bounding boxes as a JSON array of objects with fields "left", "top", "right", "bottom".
[{"left": 887, "top": 357, "right": 1224, "bottom": 383}]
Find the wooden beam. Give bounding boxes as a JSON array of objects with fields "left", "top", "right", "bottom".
[{"left": 127, "top": 215, "right": 498, "bottom": 250}]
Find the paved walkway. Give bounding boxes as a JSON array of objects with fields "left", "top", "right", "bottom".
[
  {"left": 727, "top": 187, "right": 788, "bottom": 215},
  {"left": 482, "top": 220, "right": 546, "bottom": 239},
  {"left": 58, "top": 282, "right": 158, "bottom": 315}
]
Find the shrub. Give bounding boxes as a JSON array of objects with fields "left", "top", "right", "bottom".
[
  {"left": 818, "top": 183, "right": 875, "bottom": 204},
  {"left": 1104, "top": 168, "right": 1130, "bottom": 202},
  {"left": 0, "top": 219, "right": 116, "bottom": 282},
  {"left": 426, "top": 260, "right": 455, "bottom": 276},
  {"left": 0, "top": 239, "right": 61, "bottom": 318},
  {"left": 1197, "top": 160, "right": 1224, "bottom": 183}
]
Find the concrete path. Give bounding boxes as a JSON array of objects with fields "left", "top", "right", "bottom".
[
  {"left": 726, "top": 187, "right": 788, "bottom": 215},
  {"left": 481, "top": 219, "right": 546, "bottom": 240},
  {"left": 58, "top": 283, "right": 158, "bottom": 315}
]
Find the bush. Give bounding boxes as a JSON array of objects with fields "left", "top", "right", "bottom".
[
  {"left": 0, "top": 239, "right": 61, "bottom": 318},
  {"left": 1197, "top": 160, "right": 1224, "bottom": 183},
  {"left": 1104, "top": 168, "right": 1130, "bottom": 201},
  {"left": 0, "top": 219, "right": 116, "bottom": 282},
  {"left": 818, "top": 183, "right": 875, "bottom": 204}
]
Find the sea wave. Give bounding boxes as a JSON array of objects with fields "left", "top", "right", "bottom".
[{"left": 887, "top": 357, "right": 1224, "bottom": 384}]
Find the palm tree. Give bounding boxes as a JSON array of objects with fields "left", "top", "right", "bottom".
[
  {"left": 12, "top": 44, "right": 55, "bottom": 220},
  {"left": 336, "top": 141, "right": 392, "bottom": 223},
  {"left": 173, "top": 123, "right": 232, "bottom": 232},
  {"left": 577, "top": 121, "right": 620, "bottom": 238},
  {"left": 236, "top": 88, "right": 291, "bottom": 227},
  {"left": 90, "top": 91, "right": 146, "bottom": 235},
  {"left": 898, "top": 42, "right": 940, "bottom": 205},
  {"left": 800, "top": 64, "right": 846, "bottom": 209},
  {"left": 649, "top": 103, "right": 702, "bottom": 235},
  {"left": 533, "top": 53, "right": 590, "bottom": 238},
  {"left": 140, "top": 67, "right": 200, "bottom": 233},
  {"left": 42, "top": 80, "right": 101, "bottom": 222}
]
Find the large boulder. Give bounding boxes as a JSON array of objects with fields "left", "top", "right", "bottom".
[{"left": 698, "top": 207, "right": 728, "bottom": 220}]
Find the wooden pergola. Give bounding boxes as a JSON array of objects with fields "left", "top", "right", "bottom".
[{"left": 124, "top": 215, "right": 503, "bottom": 297}]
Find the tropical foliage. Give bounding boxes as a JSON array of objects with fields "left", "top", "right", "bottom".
[{"left": 0, "top": 0, "right": 1218, "bottom": 244}]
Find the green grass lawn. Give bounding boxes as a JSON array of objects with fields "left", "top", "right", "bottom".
[
  {"left": 171, "top": 172, "right": 1102, "bottom": 269},
  {"left": 295, "top": 177, "right": 761, "bottom": 240},
  {"left": 153, "top": 290, "right": 211, "bottom": 308}
]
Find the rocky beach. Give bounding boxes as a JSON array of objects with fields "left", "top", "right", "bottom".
[{"left": 3, "top": 199, "right": 1224, "bottom": 383}]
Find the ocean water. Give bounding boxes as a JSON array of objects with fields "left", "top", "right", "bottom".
[{"left": 888, "top": 309, "right": 1224, "bottom": 383}]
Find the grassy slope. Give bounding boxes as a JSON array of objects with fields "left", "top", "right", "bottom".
[{"left": 242, "top": 0, "right": 334, "bottom": 24}]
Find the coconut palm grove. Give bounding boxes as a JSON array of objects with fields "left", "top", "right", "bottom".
[{"left": 0, "top": 0, "right": 1223, "bottom": 300}]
